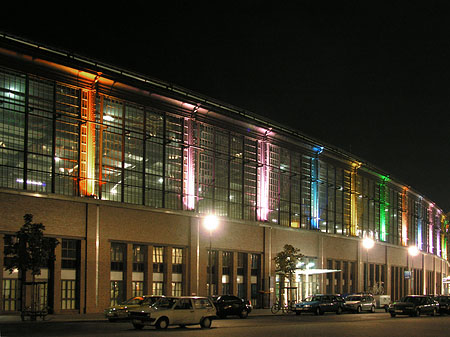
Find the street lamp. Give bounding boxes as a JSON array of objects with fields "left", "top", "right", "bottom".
[
  {"left": 407, "top": 245, "right": 419, "bottom": 294},
  {"left": 203, "top": 214, "right": 219, "bottom": 296},
  {"left": 362, "top": 237, "right": 374, "bottom": 292}
]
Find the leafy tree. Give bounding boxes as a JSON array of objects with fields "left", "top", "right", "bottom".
[
  {"left": 4, "top": 214, "right": 59, "bottom": 315},
  {"left": 273, "top": 244, "right": 304, "bottom": 305}
]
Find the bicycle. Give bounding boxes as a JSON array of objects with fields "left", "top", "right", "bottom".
[{"left": 271, "top": 299, "right": 296, "bottom": 314}]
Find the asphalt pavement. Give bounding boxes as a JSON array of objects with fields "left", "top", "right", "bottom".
[{"left": 0, "top": 308, "right": 279, "bottom": 323}]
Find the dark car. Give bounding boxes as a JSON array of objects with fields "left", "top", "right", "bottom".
[
  {"left": 344, "top": 294, "right": 376, "bottom": 313},
  {"left": 433, "top": 295, "right": 450, "bottom": 314},
  {"left": 210, "top": 295, "right": 252, "bottom": 318},
  {"left": 388, "top": 295, "right": 438, "bottom": 317},
  {"left": 104, "top": 295, "right": 163, "bottom": 322},
  {"left": 295, "top": 294, "right": 344, "bottom": 315}
]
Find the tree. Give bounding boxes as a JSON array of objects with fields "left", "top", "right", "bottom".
[
  {"left": 4, "top": 214, "right": 59, "bottom": 316},
  {"left": 273, "top": 244, "right": 304, "bottom": 305}
]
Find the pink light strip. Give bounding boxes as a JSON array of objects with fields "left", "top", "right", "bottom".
[
  {"left": 183, "top": 118, "right": 195, "bottom": 210},
  {"left": 257, "top": 141, "right": 269, "bottom": 221},
  {"left": 428, "top": 204, "right": 434, "bottom": 253}
]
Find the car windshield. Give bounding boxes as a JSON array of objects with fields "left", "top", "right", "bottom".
[
  {"left": 346, "top": 296, "right": 362, "bottom": 301},
  {"left": 304, "top": 296, "right": 322, "bottom": 302},
  {"left": 401, "top": 297, "right": 421, "bottom": 303},
  {"left": 153, "top": 297, "right": 178, "bottom": 309},
  {"left": 436, "top": 296, "right": 449, "bottom": 302},
  {"left": 141, "top": 297, "right": 160, "bottom": 305},
  {"left": 120, "top": 297, "right": 144, "bottom": 305}
]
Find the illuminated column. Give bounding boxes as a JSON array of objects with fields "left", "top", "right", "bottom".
[
  {"left": 401, "top": 187, "right": 409, "bottom": 246},
  {"left": 379, "top": 176, "right": 389, "bottom": 242},
  {"left": 350, "top": 162, "right": 361, "bottom": 237},
  {"left": 79, "top": 89, "right": 96, "bottom": 196},
  {"left": 428, "top": 204, "right": 434, "bottom": 254},
  {"left": 310, "top": 146, "right": 323, "bottom": 230},
  {"left": 183, "top": 117, "right": 196, "bottom": 210},
  {"left": 257, "top": 140, "right": 269, "bottom": 221}
]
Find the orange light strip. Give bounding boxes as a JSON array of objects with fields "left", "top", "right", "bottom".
[
  {"left": 401, "top": 187, "right": 408, "bottom": 246},
  {"left": 350, "top": 162, "right": 361, "bottom": 236},
  {"left": 79, "top": 89, "right": 96, "bottom": 196}
]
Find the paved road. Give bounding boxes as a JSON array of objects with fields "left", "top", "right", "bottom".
[{"left": 1, "top": 312, "right": 449, "bottom": 337}]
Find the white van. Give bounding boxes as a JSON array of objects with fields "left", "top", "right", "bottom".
[{"left": 129, "top": 296, "right": 216, "bottom": 330}]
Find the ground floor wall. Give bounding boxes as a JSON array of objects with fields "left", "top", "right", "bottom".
[{"left": 0, "top": 190, "right": 449, "bottom": 314}]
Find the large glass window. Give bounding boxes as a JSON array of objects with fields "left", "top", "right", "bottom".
[
  {"left": 153, "top": 246, "right": 164, "bottom": 273},
  {"left": 172, "top": 248, "right": 183, "bottom": 274},
  {"left": 61, "top": 280, "right": 76, "bottom": 310},
  {"left": 110, "top": 281, "right": 124, "bottom": 306},
  {"left": 133, "top": 245, "right": 145, "bottom": 272},
  {"left": 111, "top": 243, "right": 125, "bottom": 271},
  {"left": 2, "top": 279, "right": 20, "bottom": 311}
]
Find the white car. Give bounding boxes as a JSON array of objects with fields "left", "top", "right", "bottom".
[{"left": 129, "top": 296, "right": 216, "bottom": 330}]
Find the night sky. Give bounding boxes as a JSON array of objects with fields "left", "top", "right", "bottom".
[{"left": 2, "top": 1, "right": 449, "bottom": 210}]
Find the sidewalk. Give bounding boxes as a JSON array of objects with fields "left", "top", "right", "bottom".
[{"left": 0, "top": 308, "right": 277, "bottom": 323}]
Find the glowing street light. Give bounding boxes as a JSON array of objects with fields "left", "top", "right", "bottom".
[
  {"left": 362, "top": 237, "right": 375, "bottom": 292},
  {"left": 407, "top": 245, "right": 419, "bottom": 294},
  {"left": 203, "top": 214, "right": 219, "bottom": 296},
  {"left": 408, "top": 245, "right": 419, "bottom": 257}
]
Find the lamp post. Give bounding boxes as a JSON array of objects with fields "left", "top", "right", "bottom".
[
  {"left": 362, "top": 237, "right": 374, "bottom": 292},
  {"left": 203, "top": 214, "right": 219, "bottom": 296},
  {"left": 407, "top": 245, "right": 419, "bottom": 294}
]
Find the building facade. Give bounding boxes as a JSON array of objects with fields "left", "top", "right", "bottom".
[{"left": 0, "top": 34, "right": 448, "bottom": 314}]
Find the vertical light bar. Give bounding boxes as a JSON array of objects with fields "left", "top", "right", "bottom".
[
  {"left": 401, "top": 187, "right": 408, "bottom": 246},
  {"left": 183, "top": 117, "right": 195, "bottom": 210},
  {"left": 379, "top": 176, "right": 389, "bottom": 242},
  {"left": 428, "top": 204, "right": 434, "bottom": 253},
  {"left": 443, "top": 237, "right": 447, "bottom": 260},
  {"left": 350, "top": 162, "right": 361, "bottom": 236},
  {"left": 257, "top": 140, "right": 269, "bottom": 221},
  {"left": 418, "top": 201, "right": 423, "bottom": 251},
  {"left": 310, "top": 146, "right": 323, "bottom": 230},
  {"left": 79, "top": 89, "right": 96, "bottom": 196}
]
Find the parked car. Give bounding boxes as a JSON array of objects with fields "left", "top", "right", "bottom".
[
  {"left": 294, "top": 294, "right": 345, "bottom": 315},
  {"left": 210, "top": 295, "right": 252, "bottom": 318},
  {"left": 388, "top": 295, "right": 438, "bottom": 317},
  {"left": 129, "top": 296, "right": 216, "bottom": 330},
  {"left": 344, "top": 294, "right": 376, "bottom": 313},
  {"left": 433, "top": 295, "right": 450, "bottom": 314},
  {"left": 104, "top": 295, "right": 163, "bottom": 322}
]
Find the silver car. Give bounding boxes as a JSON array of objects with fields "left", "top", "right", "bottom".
[
  {"left": 129, "top": 296, "right": 217, "bottom": 330},
  {"left": 344, "top": 294, "right": 376, "bottom": 313}
]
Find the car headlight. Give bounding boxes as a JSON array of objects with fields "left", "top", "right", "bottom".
[{"left": 304, "top": 305, "right": 311, "bottom": 308}]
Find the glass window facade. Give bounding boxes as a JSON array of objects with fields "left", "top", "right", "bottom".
[{"left": 0, "top": 64, "right": 446, "bottom": 259}]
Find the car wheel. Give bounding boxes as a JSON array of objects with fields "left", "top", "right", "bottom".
[
  {"left": 356, "top": 306, "right": 362, "bottom": 314},
  {"left": 133, "top": 322, "right": 144, "bottom": 330},
  {"left": 315, "top": 307, "right": 321, "bottom": 316},
  {"left": 296, "top": 311, "right": 301, "bottom": 316},
  {"left": 201, "top": 317, "right": 212, "bottom": 329},
  {"left": 156, "top": 317, "right": 169, "bottom": 329},
  {"left": 370, "top": 305, "right": 375, "bottom": 313},
  {"left": 336, "top": 306, "right": 342, "bottom": 315},
  {"left": 390, "top": 313, "right": 396, "bottom": 318},
  {"left": 415, "top": 309, "right": 420, "bottom": 317},
  {"left": 431, "top": 308, "right": 436, "bottom": 317},
  {"left": 239, "top": 309, "right": 248, "bottom": 319}
]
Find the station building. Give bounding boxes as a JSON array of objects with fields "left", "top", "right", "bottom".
[{"left": 0, "top": 33, "right": 448, "bottom": 315}]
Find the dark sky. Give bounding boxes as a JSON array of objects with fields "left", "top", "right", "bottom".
[{"left": 2, "top": 1, "right": 450, "bottom": 210}]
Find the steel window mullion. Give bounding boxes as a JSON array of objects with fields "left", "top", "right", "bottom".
[
  {"left": 142, "top": 109, "right": 147, "bottom": 206},
  {"left": 23, "top": 75, "right": 29, "bottom": 190},
  {"left": 121, "top": 102, "right": 125, "bottom": 203},
  {"left": 51, "top": 81, "right": 56, "bottom": 194}
]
